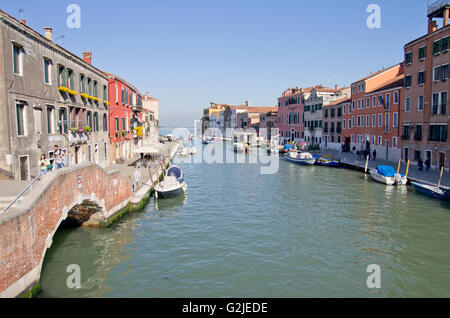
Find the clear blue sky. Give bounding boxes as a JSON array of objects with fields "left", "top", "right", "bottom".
[{"left": 2, "top": 0, "right": 429, "bottom": 126}]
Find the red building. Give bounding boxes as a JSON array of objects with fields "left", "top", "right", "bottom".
[
  {"left": 105, "top": 74, "right": 143, "bottom": 163},
  {"left": 342, "top": 63, "right": 404, "bottom": 161}
]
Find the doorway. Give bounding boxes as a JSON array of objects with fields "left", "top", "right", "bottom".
[
  {"left": 404, "top": 148, "right": 409, "bottom": 162},
  {"left": 75, "top": 146, "right": 80, "bottom": 164},
  {"left": 385, "top": 140, "right": 389, "bottom": 160},
  {"left": 19, "top": 156, "right": 29, "bottom": 181},
  {"left": 440, "top": 152, "right": 445, "bottom": 170}
]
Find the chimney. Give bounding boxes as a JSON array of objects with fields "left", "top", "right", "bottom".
[
  {"left": 44, "top": 27, "right": 53, "bottom": 41},
  {"left": 428, "top": 19, "right": 437, "bottom": 34},
  {"left": 20, "top": 19, "right": 26, "bottom": 25},
  {"left": 335, "top": 85, "right": 339, "bottom": 90},
  {"left": 82, "top": 52, "right": 92, "bottom": 64}
]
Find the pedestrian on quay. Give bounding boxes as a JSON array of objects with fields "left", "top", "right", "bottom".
[
  {"left": 425, "top": 158, "right": 431, "bottom": 172},
  {"left": 38, "top": 154, "right": 51, "bottom": 174},
  {"left": 373, "top": 149, "right": 377, "bottom": 161},
  {"left": 418, "top": 157, "right": 424, "bottom": 171},
  {"left": 366, "top": 138, "right": 371, "bottom": 160},
  {"left": 53, "top": 145, "right": 65, "bottom": 170}
]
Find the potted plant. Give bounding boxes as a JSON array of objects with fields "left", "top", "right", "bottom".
[
  {"left": 70, "top": 127, "right": 78, "bottom": 134},
  {"left": 83, "top": 126, "right": 92, "bottom": 133}
]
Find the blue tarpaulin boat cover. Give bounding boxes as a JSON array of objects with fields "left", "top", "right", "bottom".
[
  {"left": 376, "top": 165, "right": 397, "bottom": 177},
  {"left": 166, "top": 166, "right": 183, "bottom": 179}
]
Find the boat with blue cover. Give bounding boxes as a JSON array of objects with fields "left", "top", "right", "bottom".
[
  {"left": 155, "top": 165, "right": 187, "bottom": 198},
  {"left": 369, "top": 165, "right": 407, "bottom": 186}
]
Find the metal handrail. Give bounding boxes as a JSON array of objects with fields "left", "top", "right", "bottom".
[{"left": 1, "top": 172, "right": 43, "bottom": 214}]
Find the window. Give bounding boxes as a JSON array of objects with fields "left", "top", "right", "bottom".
[
  {"left": 378, "top": 114, "right": 382, "bottom": 127},
  {"left": 348, "top": 119, "right": 351, "bottom": 129},
  {"left": 433, "top": 92, "right": 448, "bottom": 115},
  {"left": 429, "top": 125, "right": 448, "bottom": 142},
  {"left": 372, "top": 114, "right": 376, "bottom": 127},
  {"left": 405, "top": 97, "right": 410, "bottom": 112},
  {"left": 385, "top": 113, "right": 390, "bottom": 132},
  {"left": 115, "top": 117, "right": 119, "bottom": 131},
  {"left": 352, "top": 116, "right": 355, "bottom": 127},
  {"left": 372, "top": 96, "right": 376, "bottom": 108},
  {"left": 93, "top": 81, "right": 98, "bottom": 98},
  {"left": 13, "top": 44, "right": 23, "bottom": 75},
  {"left": 43, "top": 59, "right": 51, "bottom": 84},
  {"left": 414, "top": 125, "right": 422, "bottom": 141},
  {"left": 58, "top": 108, "right": 68, "bottom": 134},
  {"left": 405, "top": 75, "right": 412, "bottom": 87},
  {"left": 103, "top": 114, "right": 108, "bottom": 132},
  {"left": 386, "top": 93, "right": 391, "bottom": 109},
  {"left": 394, "top": 91, "right": 399, "bottom": 104},
  {"left": 352, "top": 101, "right": 355, "bottom": 110},
  {"left": 103, "top": 85, "right": 107, "bottom": 101},
  {"left": 378, "top": 136, "right": 382, "bottom": 146},
  {"left": 441, "top": 64, "right": 449, "bottom": 81},
  {"left": 80, "top": 74, "right": 85, "bottom": 93},
  {"left": 405, "top": 52, "right": 412, "bottom": 65},
  {"left": 122, "top": 118, "right": 125, "bottom": 131},
  {"left": 87, "top": 78, "right": 92, "bottom": 96},
  {"left": 343, "top": 119, "right": 346, "bottom": 129},
  {"left": 93, "top": 112, "right": 99, "bottom": 132},
  {"left": 47, "top": 106, "right": 55, "bottom": 134},
  {"left": 418, "top": 95, "right": 424, "bottom": 111},
  {"left": 393, "top": 112, "right": 398, "bottom": 128},
  {"left": 418, "top": 71, "right": 426, "bottom": 85},
  {"left": 442, "top": 37, "right": 449, "bottom": 52},
  {"left": 419, "top": 46, "right": 426, "bottom": 60},
  {"left": 434, "top": 66, "right": 441, "bottom": 82},
  {"left": 366, "top": 98, "right": 370, "bottom": 108},
  {"left": 393, "top": 137, "right": 398, "bottom": 148},
  {"left": 378, "top": 95, "right": 384, "bottom": 107},
  {"left": 366, "top": 115, "right": 370, "bottom": 127},
  {"left": 432, "top": 93, "right": 439, "bottom": 114},
  {"left": 403, "top": 125, "right": 410, "bottom": 140},
  {"left": 115, "top": 84, "right": 118, "bottom": 103},
  {"left": 87, "top": 111, "right": 92, "bottom": 128},
  {"left": 433, "top": 40, "right": 441, "bottom": 55},
  {"left": 16, "top": 103, "right": 26, "bottom": 136},
  {"left": 441, "top": 92, "right": 448, "bottom": 115},
  {"left": 58, "top": 65, "right": 67, "bottom": 87}
]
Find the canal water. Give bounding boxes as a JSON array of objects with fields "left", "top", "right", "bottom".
[{"left": 39, "top": 140, "right": 450, "bottom": 297}]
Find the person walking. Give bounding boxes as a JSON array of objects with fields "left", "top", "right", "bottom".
[
  {"left": 38, "top": 154, "right": 51, "bottom": 174},
  {"left": 373, "top": 149, "right": 377, "bottom": 161},
  {"left": 425, "top": 158, "right": 431, "bottom": 172},
  {"left": 365, "top": 138, "right": 371, "bottom": 160},
  {"left": 418, "top": 157, "right": 424, "bottom": 171},
  {"left": 53, "top": 145, "right": 65, "bottom": 169}
]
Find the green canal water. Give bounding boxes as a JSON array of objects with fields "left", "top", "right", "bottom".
[{"left": 39, "top": 143, "right": 450, "bottom": 297}]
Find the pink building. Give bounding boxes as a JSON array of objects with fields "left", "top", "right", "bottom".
[
  {"left": 276, "top": 86, "right": 314, "bottom": 142},
  {"left": 143, "top": 92, "right": 159, "bottom": 122}
]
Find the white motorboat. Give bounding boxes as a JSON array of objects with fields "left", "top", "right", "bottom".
[
  {"left": 155, "top": 166, "right": 187, "bottom": 198},
  {"left": 369, "top": 165, "right": 407, "bottom": 186},
  {"left": 284, "top": 151, "right": 316, "bottom": 165}
]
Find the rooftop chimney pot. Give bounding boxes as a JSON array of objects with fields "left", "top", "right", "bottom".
[
  {"left": 82, "top": 52, "right": 92, "bottom": 65},
  {"left": 44, "top": 27, "right": 53, "bottom": 41},
  {"left": 20, "top": 19, "right": 26, "bottom": 25}
]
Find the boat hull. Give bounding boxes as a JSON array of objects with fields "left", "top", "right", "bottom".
[
  {"left": 369, "top": 169, "right": 396, "bottom": 185},
  {"left": 411, "top": 182, "right": 450, "bottom": 200},
  {"left": 155, "top": 183, "right": 187, "bottom": 199},
  {"left": 284, "top": 156, "right": 316, "bottom": 166}
]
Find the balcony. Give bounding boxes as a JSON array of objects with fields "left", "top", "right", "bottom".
[
  {"left": 68, "top": 131, "right": 89, "bottom": 144},
  {"left": 428, "top": 0, "right": 450, "bottom": 16}
]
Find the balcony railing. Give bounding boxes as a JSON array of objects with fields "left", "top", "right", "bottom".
[
  {"left": 428, "top": 0, "right": 450, "bottom": 15},
  {"left": 68, "top": 131, "right": 89, "bottom": 144}
]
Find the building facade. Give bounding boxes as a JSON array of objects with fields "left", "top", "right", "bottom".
[
  {"left": 304, "top": 86, "right": 350, "bottom": 148},
  {"left": 276, "top": 87, "right": 308, "bottom": 143},
  {"left": 323, "top": 98, "right": 350, "bottom": 150},
  {"left": 142, "top": 93, "right": 159, "bottom": 144},
  {"left": 402, "top": 3, "right": 450, "bottom": 169},
  {"left": 0, "top": 11, "right": 110, "bottom": 180},
  {"left": 106, "top": 75, "right": 142, "bottom": 163},
  {"left": 342, "top": 63, "right": 404, "bottom": 161}
]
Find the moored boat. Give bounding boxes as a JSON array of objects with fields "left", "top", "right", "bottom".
[
  {"left": 369, "top": 165, "right": 407, "bottom": 186},
  {"left": 315, "top": 155, "right": 340, "bottom": 168},
  {"left": 284, "top": 151, "right": 316, "bottom": 165},
  {"left": 411, "top": 182, "right": 450, "bottom": 200},
  {"left": 155, "top": 165, "right": 187, "bottom": 199}
]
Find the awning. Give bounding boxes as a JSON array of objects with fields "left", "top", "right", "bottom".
[{"left": 134, "top": 143, "right": 164, "bottom": 154}]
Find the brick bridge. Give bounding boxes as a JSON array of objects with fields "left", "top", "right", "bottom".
[{"left": 0, "top": 163, "right": 133, "bottom": 298}]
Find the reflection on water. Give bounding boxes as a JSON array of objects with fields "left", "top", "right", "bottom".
[{"left": 39, "top": 141, "right": 450, "bottom": 298}]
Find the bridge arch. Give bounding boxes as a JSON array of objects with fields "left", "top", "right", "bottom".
[{"left": 0, "top": 163, "right": 132, "bottom": 298}]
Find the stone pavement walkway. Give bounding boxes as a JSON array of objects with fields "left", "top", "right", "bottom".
[{"left": 317, "top": 149, "right": 450, "bottom": 188}]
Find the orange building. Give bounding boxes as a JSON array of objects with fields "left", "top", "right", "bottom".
[
  {"left": 401, "top": 2, "right": 450, "bottom": 170},
  {"left": 342, "top": 64, "right": 404, "bottom": 161}
]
